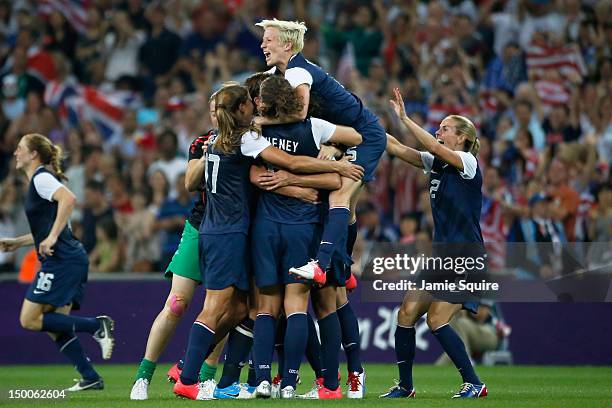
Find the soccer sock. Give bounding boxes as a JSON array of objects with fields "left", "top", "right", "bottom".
[
  {"left": 305, "top": 313, "right": 323, "bottom": 378},
  {"left": 318, "top": 312, "right": 341, "bottom": 390},
  {"left": 247, "top": 353, "right": 257, "bottom": 387},
  {"left": 432, "top": 324, "right": 481, "bottom": 385},
  {"left": 180, "top": 322, "right": 215, "bottom": 385},
  {"left": 55, "top": 332, "right": 99, "bottom": 381},
  {"left": 275, "top": 316, "right": 286, "bottom": 378},
  {"left": 217, "top": 317, "right": 254, "bottom": 388},
  {"left": 135, "top": 358, "right": 156, "bottom": 382},
  {"left": 395, "top": 325, "right": 415, "bottom": 391},
  {"left": 347, "top": 220, "right": 358, "bottom": 256},
  {"left": 281, "top": 313, "right": 308, "bottom": 389},
  {"left": 317, "top": 207, "right": 350, "bottom": 269},
  {"left": 337, "top": 302, "right": 362, "bottom": 373},
  {"left": 42, "top": 313, "right": 100, "bottom": 334},
  {"left": 199, "top": 361, "right": 217, "bottom": 382},
  {"left": 253, "top": 314, "right": 276, "bottom": 384}
]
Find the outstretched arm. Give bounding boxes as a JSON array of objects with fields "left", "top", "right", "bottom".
[
  {"left": 390, "top": 88, "right": 466, "bottom": 171},
  {"left": 0, "top": 234, "right": 34, "bottom": 251},
  {"left": 386, "top": 133, "right": 423, "bottom": 168}
]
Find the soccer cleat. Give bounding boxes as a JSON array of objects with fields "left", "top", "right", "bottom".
[
  {"left": 347, "top": 370, "right": 366, "bottom": 399},
  {"left": 92, "top": 315, "right": 115, "bottom": 360},
  {"left": 452, "top": 382, "right": 488, "bottom": 398},
  {"left": 66, "top": 377, "right": 104, "bottom": 392},
  {"left": 173, "top": 378, "right": 215, "bottom": 400},
  {"left": 237, "top": 383, "right": 257, "bottom": 399},
  {"left": 167, "top": 362, "right": 181, "bottom": 383},
  {"left": 271, "top": 374, "right": 282, "bottom": 398},
  {"left": 199, "top": 379, "right": 217, "bottom": 400},
  {"left": 130, "top": 378, "right": 149, "bottom": 400},
  {"left": 255, "top": 380, "right": 271, "bottom": 398},
  {"left": 297, "top": 384, "right": 342, "bottom": 399},
  {"left": 345, "top": 273, "right": 358, "bottom": 291},
  {"left": 379, "top": 383, "right": 415, "bottom": 398},
  {"left": 281, "top": 385, "right": 296, "bottom": 399},
  {"left": 213, "top": 382, "right": 244, "bottom": 399},
  {"left": 289, "top": 260, "right": 327, "bottom": 285}
]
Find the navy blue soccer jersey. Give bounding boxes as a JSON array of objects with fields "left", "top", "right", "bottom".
[
  {"left": 270, "top": 53, "right": 379, "bottom": 133},
  {"left": 25, "top": 166, "right": 87, "bottom": 262},
  {"left": 420, "top": 151, "right": 484, "bottom": 243},
  {"left": 199, "top": 131, "right": 271, "bottom": 235},
  {"left": 257, "top": 117, "right": 335, "bottom": 224}
]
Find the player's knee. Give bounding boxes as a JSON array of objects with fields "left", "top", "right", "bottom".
[
  {"left": 166, "top": 294, "right": 189, "bottom": 318},
  {"left": 19, "top": 315, "right": 41, "bottom": 331},
  {"left": 398, "top": 303, "right": 419, "bottom": 326},
  {"left": 426, "top": 312, "right": 449, "bottom": 331}
]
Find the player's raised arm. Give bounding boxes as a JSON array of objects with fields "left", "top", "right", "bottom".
[{"left": 390, "top": 87, "right": 471, "bottom": 172}]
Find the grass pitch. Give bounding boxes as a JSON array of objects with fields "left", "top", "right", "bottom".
[{"left": 1, "top": 363, "right": 611, "bottom": 407}]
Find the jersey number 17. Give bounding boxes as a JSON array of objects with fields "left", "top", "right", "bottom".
[{"left": 205, "top": 154, "right": 220, "bottom": 193}]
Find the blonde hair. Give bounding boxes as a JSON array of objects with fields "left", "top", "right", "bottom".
[
  {"left": 255, "top": 18, "right": 307, "bottom": 54},
  {"left": 447, "top": 115, "right": 479, "bottom": 156},
  {"left": 214, "top": 84, "right": 260, "bottom": 155},
  {"left": 23, "top": 133, "right": 67, "bottom": 181}
]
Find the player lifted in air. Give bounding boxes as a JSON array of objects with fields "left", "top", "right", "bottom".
[{"left": 255, "top": 18, "right": 380, "bottom": 398}]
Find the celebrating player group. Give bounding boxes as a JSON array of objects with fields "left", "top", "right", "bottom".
[{"left": 1, "top": 18, "right": 487, "bottom": 401}]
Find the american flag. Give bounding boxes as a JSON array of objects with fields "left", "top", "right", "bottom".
[
  {"left": 481, "top": 196, "right": 508, "bottom": 273},
  {"left": 526, "top": 39, "right": 586, "bottom": 108}
]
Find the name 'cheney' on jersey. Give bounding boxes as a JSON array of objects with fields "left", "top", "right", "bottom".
[
  {"left": 258, "top": 118, "right": 336, "bottom": 224},
  {"left": 199, "top": 131, "right": 270, "bottom": 235}
]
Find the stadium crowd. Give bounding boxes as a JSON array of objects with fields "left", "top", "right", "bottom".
[{"left": 0, "top": 0, "right": 610, "bottom": 278}]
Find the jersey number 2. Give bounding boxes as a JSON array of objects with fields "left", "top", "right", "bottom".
[{"left": 206, "top": 154, "right": 220, "bottom": 194}]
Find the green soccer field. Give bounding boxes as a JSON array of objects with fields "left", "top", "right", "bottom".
[{"left": 1, "top": 363, "right": 611, "bottom": 407}]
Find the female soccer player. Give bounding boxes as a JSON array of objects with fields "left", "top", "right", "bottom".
[
  {"left": 249, "top": 75, "right": 362, "bottom": 399},
  {"left": 0, "top": 133, "right": 114, "bottom": 391},
  {"left": 130, "top": 97, "right": 226, "bottom": 400},
  {"left": 172, "top": 84, "right": 363, "bottom": 400},
  {"left": 381, "top": 88, "right": 487, "bottom": 399}
]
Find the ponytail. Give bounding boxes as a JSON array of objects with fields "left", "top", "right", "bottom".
[
  {"left": 213, "top": 84, "right": 260, "bottom": 155},
  {"left": 50, "top": 144, "right": 67, "bottom": 181}
]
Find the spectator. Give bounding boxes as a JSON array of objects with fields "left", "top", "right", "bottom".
[
  {"left": 89, "top": 216, "right": 122, "bottom": 273},
  {"left": 121, "top": 187, "right": 159, "bottom": 272},
  {"left": 357, "top": 201, "right": 398, "bottom": 243},
  {"left": 155, "top": 173, "right": 192, "bottom": 270},
  {"left": 546, "top": 159, "right": 581, "bottom": 241},
  {"left": 147, "top": 129, "right": 184, "bottom": 195},
  {"left": 81, "top": 180, "right": 113, "bottom": 253},
  {"left": 399, "top": 212, "right": 420, "bottom": 244},
  {"left": 138, "top": 3, "right": 181, "bottom": 90}
]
